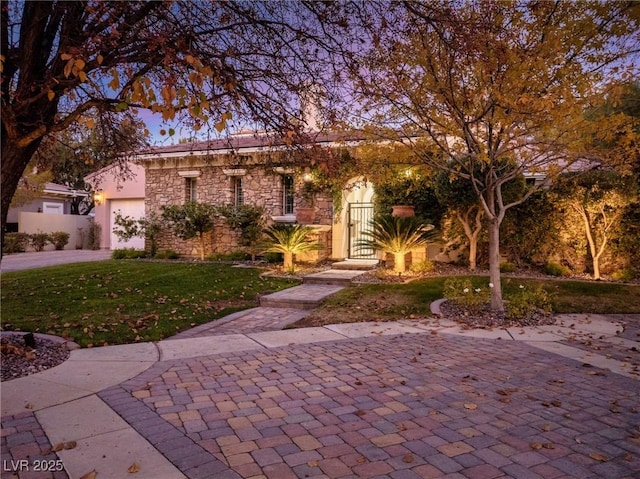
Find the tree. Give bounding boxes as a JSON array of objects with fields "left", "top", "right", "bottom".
[
  {"left": 348, "top": 1, "right": 639, "bottom": 311},
  {"left": 162, "top": 202, "right": 217, "bottom": 260},
  {"left": 553, "top": 170, "right": 637, "bottom": 280},
  {"left": 33, "top": 114, "right": 148, "bottom": 215},
  {"left": 434, "top": 170, "right": 484, "bottom": 271},
  {"left": 217, "top": 204, "right": 266, "bottom": 261},
  {"left": 113, "top": 211, "right": 163, "bottom": 257},
  {"left": 1, "top": 1, "right": 354, "bottom": 244}
]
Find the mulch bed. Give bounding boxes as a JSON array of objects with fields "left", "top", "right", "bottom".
[{"left": 439, "top": 300, "right": 556, "bottom": 329}]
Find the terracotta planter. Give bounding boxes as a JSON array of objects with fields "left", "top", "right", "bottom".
[
  {"left": 295, "top": 207, "right": 316, "bottom": 224},
  {"left": 391, "top": 205, "right": 415, "bottom": 218}
]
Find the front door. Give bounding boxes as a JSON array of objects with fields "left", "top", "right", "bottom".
[{"left": 348, "top": 202, "right": 375, "bottom": 258}]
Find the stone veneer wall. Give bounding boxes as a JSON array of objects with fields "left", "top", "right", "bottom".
[{"left": 145, "top": 156, "right": 333, "bottom": 258}]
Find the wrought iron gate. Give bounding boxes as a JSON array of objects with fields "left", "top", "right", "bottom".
[{"left": 348, "top": 202, "right": 375, "bottom": 258}]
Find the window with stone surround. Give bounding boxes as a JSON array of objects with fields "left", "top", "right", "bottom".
[
  {"left": 186, "top": 177, "right": 197, "bottom": 203},
  {"left": 233, "top": 177, "right": 244, "bottom": 206},
  {"left": 283, "top": 175, "right": 294, "bottom": 214}
]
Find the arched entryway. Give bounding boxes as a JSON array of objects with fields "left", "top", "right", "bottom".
[{"left": 332, "top": 177, "right": 375, "bottom": 260}]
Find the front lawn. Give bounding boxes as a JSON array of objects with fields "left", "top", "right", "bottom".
[
  {"left": 0, "top": 261, "right": 298, "bottom": 347},
  {"left": 292, "top": 276, "right": 640, "bottom": 328}
]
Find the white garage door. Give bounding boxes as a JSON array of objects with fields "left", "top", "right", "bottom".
[{"left": 109, "top": 199, "right": 145, "bottom": 250}]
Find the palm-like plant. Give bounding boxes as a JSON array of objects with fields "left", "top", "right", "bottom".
[
  {"left": 263, "top": 224, "right": 320, "bottom": 272},
  {"left": 356, "top": 215, "right": 437, "bottom": 273}
]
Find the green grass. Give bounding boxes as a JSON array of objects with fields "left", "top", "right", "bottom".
[
  {"left": 300, "top": 276, "right": 640, "bottom": 326},
  {"left": 1, "top": 261, "right": 298, "bottom": 347}
]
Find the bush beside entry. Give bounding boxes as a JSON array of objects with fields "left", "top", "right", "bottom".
[
  {"left": 263, "top": 224, "right": 320, "bottom": 273},
  {"left": 356, "top": 215, "right": 437, "bottom": 274}
]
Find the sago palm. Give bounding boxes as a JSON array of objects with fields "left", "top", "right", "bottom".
[
  {"left": 263, "top": 224, "right": 319, "bottom": 272},
  {"left": 356, "top": 215, "right": 437, "bottom": 273}
]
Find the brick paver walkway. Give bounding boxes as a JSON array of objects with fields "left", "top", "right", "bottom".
[
  {"left": 0, "top": 412, "right": 69, "bottom": 479},
  {"left": 100, "top": 332, "right": 640, "bottom": 479}
]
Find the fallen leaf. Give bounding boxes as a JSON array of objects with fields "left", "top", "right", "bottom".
[
  {"left": 530, "top": 443, "right": 543, "bottom": 450},
  {"left": 80, "top": 470, "right": 97, "bottom": 479},
  {"left": 64, "top": 440, "right": 77, "bottom": 450},
  {"left": 542, "top": 443, "right": 555, "bottom": 449},
  {"left": 464, "top": 403, "right": 478, "bottom": 410},
  {"left": 589, "top": 452, "right": 608, "bottom": 462},
  {"left": 25, "top": 403, "right": 34, "bottom": 410},
  {"left": 402, "top": 454, "right": 415, "bottom": 463},
  {"left": 307, "top": 460, "right": 319, "bottom": 467},
  {"left": 541, "top": 424, "right": 552, "bottom": 431},
  {"left": 356, "top": 456, "right": 367, "bottom": 464},
  {"left": 51, "top": 442, "right": 64, "bottom": 452},
  {"left": 128, "top": 462, "right": 140, "bottom": 473},
  {"left": 397, "top": 423, "right": 408, "bottom": 431}
]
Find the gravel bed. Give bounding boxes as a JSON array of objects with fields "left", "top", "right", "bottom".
[
  {"left": 1, "top": 335, "right": 70, "bottom": 381},
  {"left": 440, "top": 300, "right": 556, "bottom": 329}
]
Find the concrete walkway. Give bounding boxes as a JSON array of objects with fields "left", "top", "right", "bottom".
[
  {"left": 2, "top": 309, "right": 638, "bottom": 479},
  {"left": 1, "top": 250, "right": 112, "bottom": 273}
]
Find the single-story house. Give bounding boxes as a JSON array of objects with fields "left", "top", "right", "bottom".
[
  {"left": 85, "top": 162, "right": 146, "bottom": 250},
  {"left": 133, "top": 129, "right": 381, "bottom": 261},
  {"left": 7, "top": 183, "right": 92, "bottom": 250}
]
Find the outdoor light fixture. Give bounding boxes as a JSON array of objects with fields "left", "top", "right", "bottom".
[
  {"left": 303, "top": 173, "right": 313, "bottom": 182},
  {"left": 93, "top": 191, "right": 103, "bottom": 205}
]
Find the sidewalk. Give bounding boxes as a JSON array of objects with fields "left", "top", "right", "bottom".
[{"left": 2, "top": 310, "right": 638, "bottom": 479}]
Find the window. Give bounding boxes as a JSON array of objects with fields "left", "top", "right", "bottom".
[
  {"left": 283, "top": 175, "right": 294, "bottom": 215},
  {"left": 186, "top": 177, "right": 197, "bottom": 202},
  {"left": 234, "top": 177, "right": 244, "bottom": 206}
]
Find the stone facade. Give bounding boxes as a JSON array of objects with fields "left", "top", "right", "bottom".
[{"left": 145, "top": 154, "right": 333, "bottom": 259}]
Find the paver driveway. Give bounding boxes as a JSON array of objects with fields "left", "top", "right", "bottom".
[{"left": 101, "top": 332, "right": 639, "bottom": 479}]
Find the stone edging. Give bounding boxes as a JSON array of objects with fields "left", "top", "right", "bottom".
[{"left": 0, "top": 330, "right": 81, "bottom": 350}]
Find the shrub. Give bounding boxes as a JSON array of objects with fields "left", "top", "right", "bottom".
[
  {"left": 263, "top": 224, "right": 319, "bottom": 272},
  {"left": 500, "top": 262, "right": 517, "bottom": 273},
  {"left": 2, "top": 233, "right": 29, "bottom": 254},
  {"left": 50, "top": 231, "right": 70, "bottom": 250},
  {"left": 356, "top": 215, "right": 437, "bottom": 273},
  {"left": 545, "top": 261, "right": 570, "bottom": 277},
  {"left": 506, "top": 284, "right": 552, "bottom": 321},
  {"left": 30, "top": 232, "right": 50, "bottom": 252},
  {"left": 87, "top": 220, "right": 101, "bottom": 250},
  {"left": 409, "top": 259, "right": 434, "bottom": 275},
  {"left": 154, "top": 250, "right": 179, "bottom": 260},
  {"left": 443, "top": 277, "right": 490, "bottom": 311},
  {"left": 207, "top": 251, "right": 251, "bottom": 261},
  {"left": 262, "top": 252, "right": 283, "bottom": 263},
  {"left": 112, "top": 248, "right": 147, "bottom": 259},
  {"left": 611, "top": 268, "right": 637, "bottom": 282}
]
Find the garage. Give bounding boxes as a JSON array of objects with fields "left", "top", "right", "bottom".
[{"left": 109, "top": 199, "right": 145, "bottom": 250}]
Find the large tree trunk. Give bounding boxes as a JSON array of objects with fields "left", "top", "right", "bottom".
[
  {"left": 1, "top": 137, "right": 44, "bottom": 252},
  {"left": 487, "top": 217, "right": 504, "bottom": 312}
]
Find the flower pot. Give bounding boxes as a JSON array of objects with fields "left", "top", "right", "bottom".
[
  {"left": 295, "top": 207, "right": 316, "bottom": 224},
  {"left": 391, "top": 205, "right": 415, "bottom": 218}
]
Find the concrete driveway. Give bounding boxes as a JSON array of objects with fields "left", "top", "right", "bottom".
[{"left": 0, "top": 249, "right": 112, "bottom": 273}]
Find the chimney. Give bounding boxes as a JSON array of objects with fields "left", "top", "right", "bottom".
[{"left": 299, "top": 83, "right": 325, "bottom": 132}]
